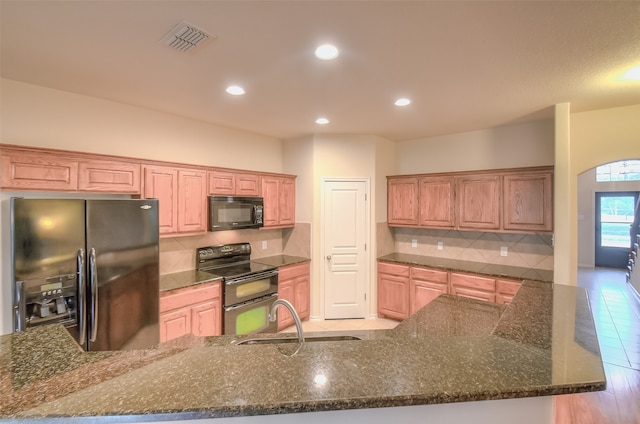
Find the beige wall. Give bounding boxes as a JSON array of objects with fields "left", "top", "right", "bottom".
[
  {"left": 1, "top": 78, "right": 283, "bottom": 171},
  {"left": 555, "top": 104, "right": 640, "bottom": 286},
  {"left": 395, "top": 119, "right": 555, "bottom": 174}
]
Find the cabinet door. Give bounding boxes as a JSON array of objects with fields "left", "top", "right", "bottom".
[
  {"left": 278, "top": 177, "right": 296, "bottom": 226},
  {"left": 191, "top": 300, "right": 222, "bottom": 337},
  {"left": 236, "top": 173, "right": 261, "bottom": 196},
  {"left": 377, "top": 262, "right": 410, "bottom": 321},
  {"left": 496, "top": 278, "right": 522, "bottom": 305},
  {"left": 294, "top": 275, "right": 310, "bottom": 321},
  {"left": 457, "top": 175, "right": 500, "bottom": 230},
  {"left": 261, "top": 177, "right": 280, "bottom": 227},
  {"left": 410, "top": 266, "right": 449, "bottom": 313},
  {"left": 411, "top": 280, "right": 447, "bottom": 314},
  {"left": 1, "top": 151, "right": 78, "bottom": 191},
  {"left": 78, "top": 160, "right": 140, "bottom": 193},
  {"left": 144, "top": 166, "right": 178, "bottom": 234},
  {"left": 277, "top": 279, "right": 295, "bottom": 330},
  {"left": 159, "top": 308, "right": 191, "bottom": 342},
  {"left": 387, "top": 178, "right": 418, "bottom": 226},
  {"left": 418, "top": 176, "right": 455, "bottom": 228},
  {"left": 177, "top": 169, "right": 207, "bottom": 234},
  {"left": 503, "top": 171, "right": 553, "bottom": 232},
  {"left": 208, "top": 171, "right": 235, "bottom": 195}
]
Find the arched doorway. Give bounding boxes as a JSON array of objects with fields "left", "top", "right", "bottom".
[{"left": 578, "top": 160, "right": 640, "bottom": 269}]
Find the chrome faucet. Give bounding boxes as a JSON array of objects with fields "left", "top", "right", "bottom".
[{"left": 269, "top": 299, "right": 305, "bottom": 345}]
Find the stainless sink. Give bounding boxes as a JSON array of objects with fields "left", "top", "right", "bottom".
[{"left": 236, "top": 335, "right": 362, "bottom": 345}]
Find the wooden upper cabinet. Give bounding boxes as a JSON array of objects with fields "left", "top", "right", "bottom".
[
  {"left": 144, "top": 165, "right": 179, "bottom": 235},
  {"left": 78, "top": 160, "right": 141, "bottom": 193},
  {"left": 177, "top": 169, "right": 207, "bottom": 234},
  {"left": 418, "top": 176, "right": 455, "bottom": 228},
  {"left": 503, "top": 170, "right": 553, "bottom": 232},
  {"left": 261, "top": 175, "right": 295, "bottom": 228},
  {"left": 457, "top": 174, "right": 501, "bottom": 230},
  {"left": 208, "top": 171, "right": 260, "bottom": 197},
  {"left": 388, "top": 177, "right": 418, "bottom": 226},
  {"left": 144, "top": 165, "right": 207, "bottom": 236},
  {"left": 1, "top": 150, "right": 78, "bottom": 191},
  {"left": 278, "top": 177, "right": 295, "bottom": 226}
]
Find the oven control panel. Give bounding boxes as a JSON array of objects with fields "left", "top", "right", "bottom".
[{"left": 196, "top": 243, "right": 252, "bottom": 265}]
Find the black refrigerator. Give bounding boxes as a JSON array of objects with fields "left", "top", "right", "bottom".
[{"left": 11, "top": 198, "right": 160, "bottom": 351}]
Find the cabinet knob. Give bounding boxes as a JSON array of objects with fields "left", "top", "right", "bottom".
[{"left": 326, "top": 255, "right": 332, "bottom": 260}]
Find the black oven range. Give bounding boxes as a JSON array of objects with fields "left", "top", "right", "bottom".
[{"left": 196, "top": 243, "right": 278, "bottom": 335}]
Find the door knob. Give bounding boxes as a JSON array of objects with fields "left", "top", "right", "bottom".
[{"left": 326, "top": 255, "right": 332, "bottom": 260}]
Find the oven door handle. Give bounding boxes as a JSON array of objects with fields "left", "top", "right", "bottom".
[
  {"left": 224, "top": 292, "right": 278, "bottom": 311},
  {"left": 225, "top": 270, "right": 278, "bottom": 286}
]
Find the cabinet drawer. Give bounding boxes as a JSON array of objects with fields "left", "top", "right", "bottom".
[
  {"left": 278, "top": 262, "right": 310, "bottom": 280},
  {"left": 378, "top": 262, "right": 410, "bottom": 277},
  {"left": 160, "top": 282, "right": 221, "bottom": 313},
  {"left": 450, "top": 272, "right": 496, "bottom": 292},
  {"left": 411, "top": 266, "right": 448, "bottom": 283},
  {"left": 451, "top": 286, "right": 496, "bottom": 303},
  {"left": 496, "top": 279, "right": 522, "bottom": 296}
]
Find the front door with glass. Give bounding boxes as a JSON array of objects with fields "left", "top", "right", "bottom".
[{"left": 595, "top": 191, "right": 639, "bottom": 268}]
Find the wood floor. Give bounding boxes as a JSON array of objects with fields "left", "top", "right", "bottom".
[{"left": 554, "top": 267, "right": 640, "bottom": 424}]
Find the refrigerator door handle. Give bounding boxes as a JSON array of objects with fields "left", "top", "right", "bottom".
[
  {"left": 89, "top": 247, "right": 98, "bottom": 343},
  {"left": 14, "top": 280, "right": 26, "bottom": 332},
  {"left": 77, "top": 249, "right": 86, "bottom": 345}
]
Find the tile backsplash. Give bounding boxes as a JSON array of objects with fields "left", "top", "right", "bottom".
[
  {"left": 159, "top": 223, "right": 311, "bottom": 275},
  {"left": 391, "top": 227, "right": 554, "bottom": 270}
]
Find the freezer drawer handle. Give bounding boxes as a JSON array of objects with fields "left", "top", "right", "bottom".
[
  {"left": 77, "top": 249, "right": 86, "bottom": 345},
  {"left": 89, "top": 247, "right": 98, "bottom": 343}
]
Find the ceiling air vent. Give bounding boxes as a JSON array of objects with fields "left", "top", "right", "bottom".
[{"left": 163, "top": 21, "right": 214, "bottom": 53}]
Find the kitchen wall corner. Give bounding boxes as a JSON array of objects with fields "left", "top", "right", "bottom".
[
  {"left": 282, "top": 223, "right": 311, "bottom": 258},
  {"left": 376, "top": 222, "right": 395, "bottom": 257}
]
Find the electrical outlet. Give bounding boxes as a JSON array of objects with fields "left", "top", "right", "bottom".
[
  {"left": 437, "top": 241, "right": 443, "bottom": 250},
  {"left": 500, "top": 246, "right": 508, "bottom": 257},
  {"left": 411, "top": 239, "right": 417, "bottom": 248},
  {"left": 262, "top": 240, "right": 267, "bottom": 250}
]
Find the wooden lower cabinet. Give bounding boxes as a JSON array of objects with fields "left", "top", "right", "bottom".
[
  {"left": 450, "top": 272, "right": 496, "bottom": 303},
  {"left": 377, "top": 262, "right": 410, "bottom": 320},
  {"left": 410, "top": 267, "right": 448, "bottom": 314},
  {"left": 277, "top": 262, "right": 310, "bottom": 331},
  {"left": 496, "top": 278, "right": 523, "bottom": 305},
  {"left": 378, "top": 261, "right": 525, "bottom": 320},
  {"left": 159, "top": 282, "right": 222, "bottom": 342}
]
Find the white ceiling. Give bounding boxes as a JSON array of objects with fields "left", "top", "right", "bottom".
[{"left": 1, "top": 1, "right": 639, "bottom": 142}]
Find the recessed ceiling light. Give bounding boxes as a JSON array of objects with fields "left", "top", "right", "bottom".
[
  {"left": 395, "top": 98, "right": 411, "bottom": 107},
  {"left": 624, "top": 65, "right": 640, "bottom": 80},
  {"left": 315, "top": 44, "right": 339, "bottom": 60},
  {"left": 315, "top": 117, "right": 330, "bottom": 125},
  {"left": 226, "top": 85, "right": 245, "bottom": 96}
]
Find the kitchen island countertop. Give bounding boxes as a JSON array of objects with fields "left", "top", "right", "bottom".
[{"left": 0, "top": 281, "right": 604, "bottom": 422}]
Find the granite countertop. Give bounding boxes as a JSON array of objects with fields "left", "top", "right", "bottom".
[
  {"left": 0, "top": 281, "right": 605, "bottom": 422},
  {"left": 378, "top": 252, "right": 554, "bottom": 282},
  {"left": 251, "top": 254, "right": 310, "bottom": 268}
]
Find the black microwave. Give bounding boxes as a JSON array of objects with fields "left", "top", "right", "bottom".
[{"left": 209, "top": 196, "right": 264, "bottom": 231}]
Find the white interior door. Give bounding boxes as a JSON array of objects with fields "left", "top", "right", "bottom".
[{"left": 322, "top": 179, "right": 369, "bottom": 319}]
